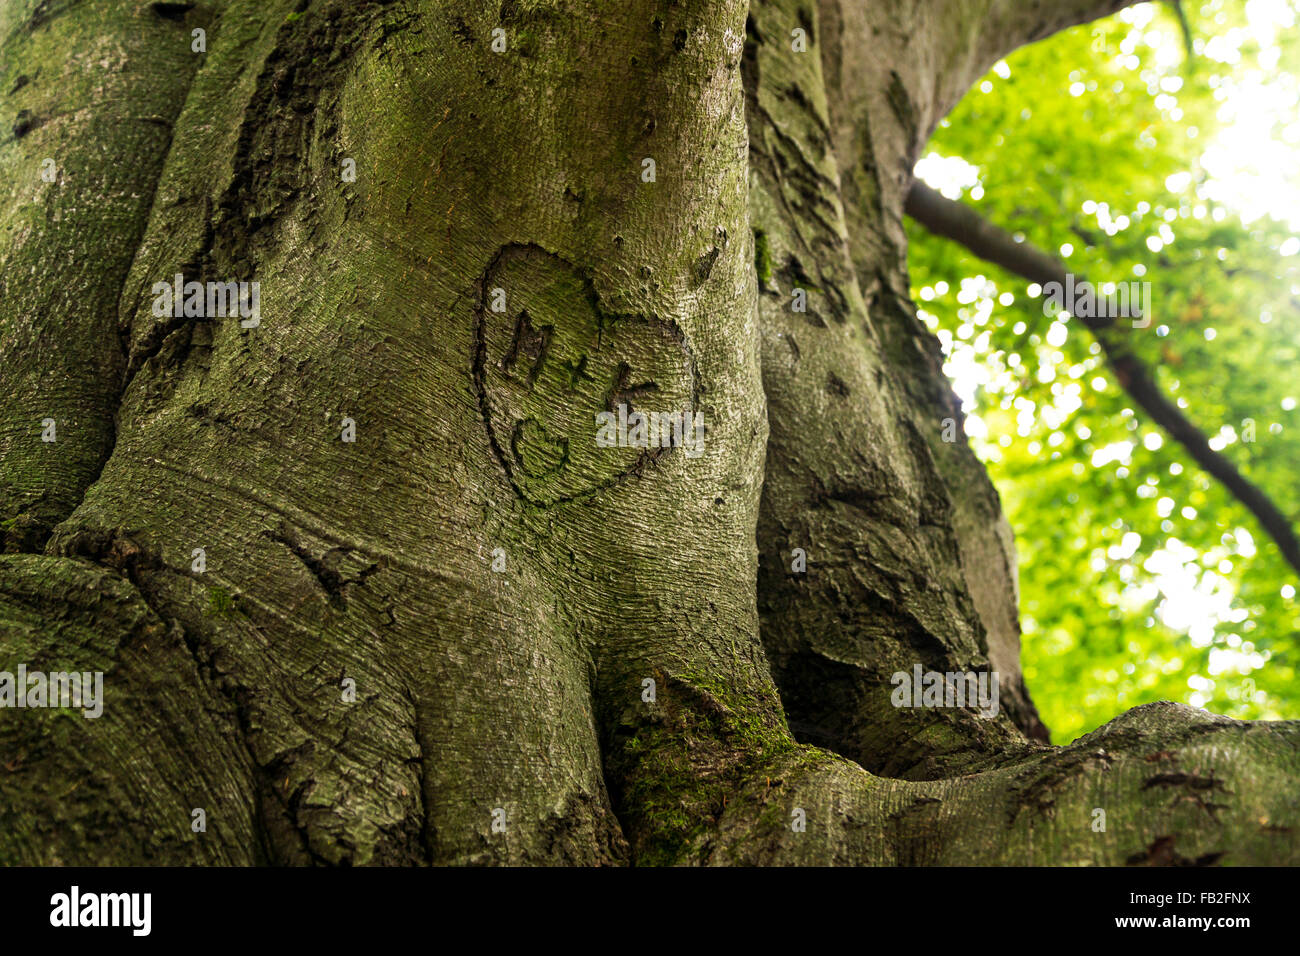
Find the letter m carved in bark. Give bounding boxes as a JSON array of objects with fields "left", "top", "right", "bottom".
[{"left": 499, "top": 310, "right": 552, "bottom": 388}]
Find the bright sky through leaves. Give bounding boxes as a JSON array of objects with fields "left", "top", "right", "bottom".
[{"left": 909, "top": 0, "right": 1300, "bottom": 742}]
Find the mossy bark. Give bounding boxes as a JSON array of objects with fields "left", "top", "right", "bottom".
[{"left": 0, "top": 0, "right": 1295, "bottom": 865}]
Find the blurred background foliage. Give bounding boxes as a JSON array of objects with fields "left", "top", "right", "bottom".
[{"left": 907, "top": 0, "right": 1300, "bottom": 742}]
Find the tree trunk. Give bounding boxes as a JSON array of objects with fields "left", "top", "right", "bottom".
[{"left": 0, "top": 0, "right": 1295, "bottom": 866}]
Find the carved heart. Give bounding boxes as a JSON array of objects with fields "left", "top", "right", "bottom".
[{"left": 473, "top": 244, "right": 698, "bottom": 506}]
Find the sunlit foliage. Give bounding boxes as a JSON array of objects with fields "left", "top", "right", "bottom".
[{"left": 908, "top": 0, "right": 1300, "bottom": 742}]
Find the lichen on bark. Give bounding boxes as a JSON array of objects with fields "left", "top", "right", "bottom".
[{"left": 0, "top": 0, "right": 1295, "bottom": 866}]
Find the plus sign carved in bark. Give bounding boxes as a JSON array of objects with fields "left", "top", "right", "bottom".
[{"left": 474, "top": 244, "right": 698, "bottom": 506}]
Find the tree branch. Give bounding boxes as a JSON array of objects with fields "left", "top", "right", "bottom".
[
  {"left": 926, "top": 0, "right": 1150, "bottom": 124},
  {"left": 905, "top": 180, "right": 1300, "bottom": 578},
  {"left": 990, "top": 0, "right": 1147, "bottom": 49}
]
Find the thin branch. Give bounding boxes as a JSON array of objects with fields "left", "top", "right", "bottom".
[
  {"left": 904, "top": 180, "right": 1300, "bottom": 578},
  {"left": 1170, "top": 0, "right": 1196, "bottom": 63}
]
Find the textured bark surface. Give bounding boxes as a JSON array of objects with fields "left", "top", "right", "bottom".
[{"left": 0, "top": 0, "right": 1295, "bottom": 866}]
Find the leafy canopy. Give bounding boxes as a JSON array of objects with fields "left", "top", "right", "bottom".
[{"left": 908, "top": 0, "right": 1300, "bottom": 742}]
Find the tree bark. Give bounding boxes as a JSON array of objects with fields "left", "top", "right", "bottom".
[{"left": 0, "top": 0, "right": 1295, "bottom": 866}]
